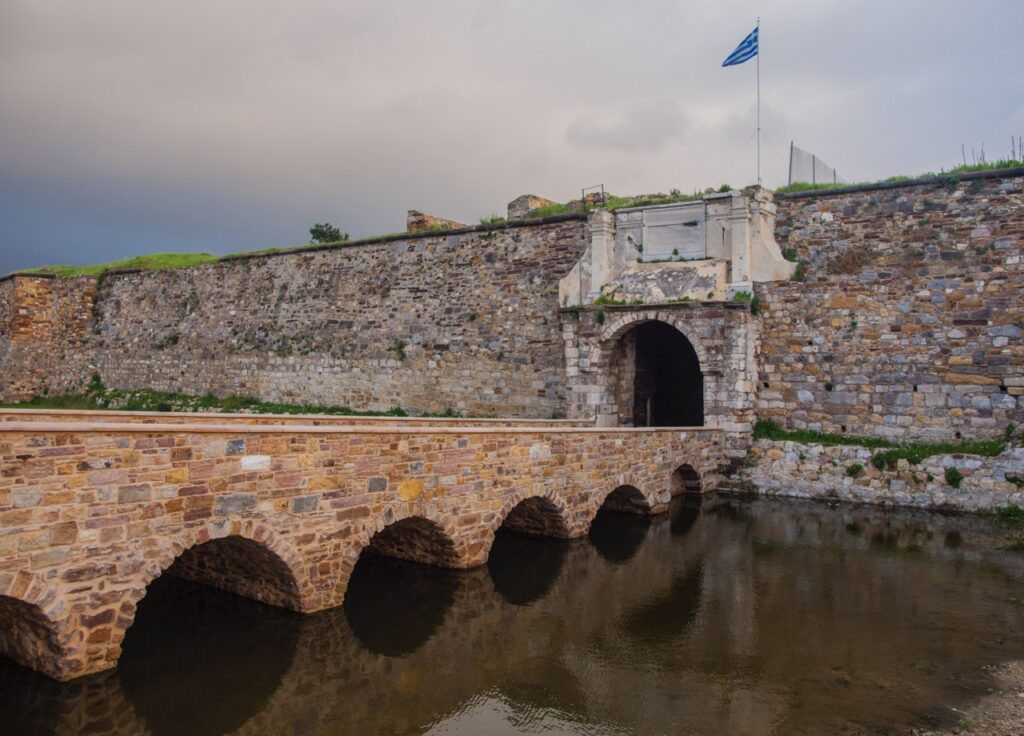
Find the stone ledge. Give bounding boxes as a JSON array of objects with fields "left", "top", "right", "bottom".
[
  {"left": 0, "top": 420, "right": 725, "bottom": 436},
  {"left": 0, "top": 408, "right": 587, "bottom": 424}
]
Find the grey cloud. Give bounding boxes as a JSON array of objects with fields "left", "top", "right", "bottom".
[
  {"left": 0, "top": 1, "right": 1022, "bottom": 275},
  {"left": 567, "top": 100, "right": 688, "bottom": 152}
]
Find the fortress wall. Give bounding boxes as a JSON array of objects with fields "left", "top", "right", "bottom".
[
  {"left": 0, "top": 276, "right": 96, "bottom": 403},
  {"left": 4, "top": 174, "right": 1024, "bottom": 442},
  {"left": 763, "top": 173, "right": 1024, "bottom": 441},
  {"left": 5, "top": 218, "right": 588, "bottom": 417}
]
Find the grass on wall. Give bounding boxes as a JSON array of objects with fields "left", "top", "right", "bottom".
[
  {"left": 776, "top": 159, "right": 1022, "bottom": 194},
  {"left": 753, "top": 419, "right": 1006, "bottom": 467},
  {"left": 0, "top": 375, "right": 407, "bottom": 416},
  {"left": 22, "top": 253, "right": 223, "bottom": 278}
]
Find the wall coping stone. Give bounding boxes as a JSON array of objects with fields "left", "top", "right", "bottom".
[
  {"left": 0, "top": 420, "right": 724, "bottom": 436},
  {"left": 776, "top": 165, "right": 1024, "bottom": 200},
  {"left": 0, "top": 408, "right": 585, "bottom": 423},
  {"left": 0, "top": 272, "right": 58, "bottom": 285}
]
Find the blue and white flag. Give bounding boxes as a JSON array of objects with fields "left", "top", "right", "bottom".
[{"left": 722, "top": 26, "right": 758, "bottom": 67}]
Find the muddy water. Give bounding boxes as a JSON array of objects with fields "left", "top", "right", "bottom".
[{"left": 3, "top": 495, "right": 1024, "bottom": 735}]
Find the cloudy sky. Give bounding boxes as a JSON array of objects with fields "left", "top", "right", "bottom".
[{"left": 1, "top": 1, "right": 1022, "bottom": 274}]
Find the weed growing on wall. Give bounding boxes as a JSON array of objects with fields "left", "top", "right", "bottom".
[{"left": 944, "top": 467, "right": 965, "bottom": 488}]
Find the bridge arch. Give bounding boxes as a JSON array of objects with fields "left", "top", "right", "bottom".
[
  {"left": 597, "top": 484, "right": 653, "bottom": 516},
  {"left": 112, "top": 523, "right": 310, "bottom": 662},
  {"left": 336, "top": 510, "right": 470, "bottom": 604},
  {"left": 490, "top": 492, "right": 574, "bottom": 541},
  {"left": 588, "top": 486, "right": 654, "bottom": 564},
  {"left": 0, "top": 582, "right": 68, "bottom": 680},
  {"left": 670, "top": 463, "right": 703, "bottom": 496}
]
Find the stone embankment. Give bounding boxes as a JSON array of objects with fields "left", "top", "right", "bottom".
[{"left": 737, "top": 439, "right": 1024, "bottom": 511}]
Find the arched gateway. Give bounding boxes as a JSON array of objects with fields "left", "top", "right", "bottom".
[
  {"left": 608, "top": 320, "right": 704, "bottom": 427},
  {"left": 560, "top": 304, "right": 756, "bottom": 457}
]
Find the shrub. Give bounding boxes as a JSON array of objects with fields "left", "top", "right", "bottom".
[
  {"left": 945, "top": 467, "right": 964, "bottom": 488},
  {"left": 846, "top": 463, "right": 864, "bottom": 478},
  {"left": 309, "top": 223, "right": 348, "bottom": 244}
]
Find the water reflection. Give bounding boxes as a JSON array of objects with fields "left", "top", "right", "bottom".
[
  {"left": 3, "top": 495, "right": 1024, "bottom": 735},
  {"left": 119, "top": 576, "right": 302, "bottom": 736},
  {"left": 588, "top": 508, "right": 652, "bottom": 563},
  {"left": 487, "top": 530, "right": 569, "bottom": 606},
  {"left": 343, "top": 551, "right": 461, "bottom": 656},
  {"left": 669, "top": 493, "right": 702, "bottom": 537},
  {"left": 620, "top": 560, "right": 704, "bottom": 644}
]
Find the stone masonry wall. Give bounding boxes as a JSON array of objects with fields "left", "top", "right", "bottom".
[
  {"left": 1, "top": 218, "right": 588, "bottom": 417},
  {"left": 737, "top": 438, "right": 1024, "bottom": 512},
  {"left": 0, "top": 276, "right": 96, "bottom": 402},
  {"left": 4, "top": 171, "right": 1024, "bottom": 439},
  {"left": 762, "top": 172, "right": 1024, "bottom": 441}
]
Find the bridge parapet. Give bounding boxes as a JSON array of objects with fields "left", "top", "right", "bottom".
[{"left": 0, "top": 416, "right": 724, "bottom": 680}]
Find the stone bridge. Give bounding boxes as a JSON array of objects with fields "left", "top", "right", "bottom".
[{"left": 0, "top": 412, "right": 723, "bottom": 680}]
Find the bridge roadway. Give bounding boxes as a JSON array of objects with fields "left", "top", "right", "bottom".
[{"left": 0, "top": 411, "right": 723, "bottom": 680}]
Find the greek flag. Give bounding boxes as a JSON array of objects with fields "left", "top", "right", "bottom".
[{"left": 722, "top": 26, "right": 758, "bottom": 67}]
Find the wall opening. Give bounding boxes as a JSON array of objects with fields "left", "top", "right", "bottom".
[
  {"left": 670, "top": 464, "right": 702, "bottom": 496},
  {"left": 163, "top": 536, "right": 302, "bottom": 611},
  {"left": 611, "top": 320, "right": 703, "bottom": 427},
  {"left": 0, "top": 596, "right": 62, "bottom": 679},
  {"left": 499, "top": 497, "right": 570, "bottom": 538}
]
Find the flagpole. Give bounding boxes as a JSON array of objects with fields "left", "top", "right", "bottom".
[{"left": 756, "top": 17, "right": 761, "bottom": 186}]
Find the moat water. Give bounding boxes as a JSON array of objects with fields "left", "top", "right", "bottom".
[{"left": 3, "top": 495, "right": 1024, "bottom": 736}]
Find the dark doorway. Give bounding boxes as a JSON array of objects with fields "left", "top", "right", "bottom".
[{"left": 630, "top": 321, "right": 703, "bottom": 426}]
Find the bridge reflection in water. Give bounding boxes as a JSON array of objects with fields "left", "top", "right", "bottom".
[{"left": 3, "top": 495, "right": 1024, "bottom": 736}]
